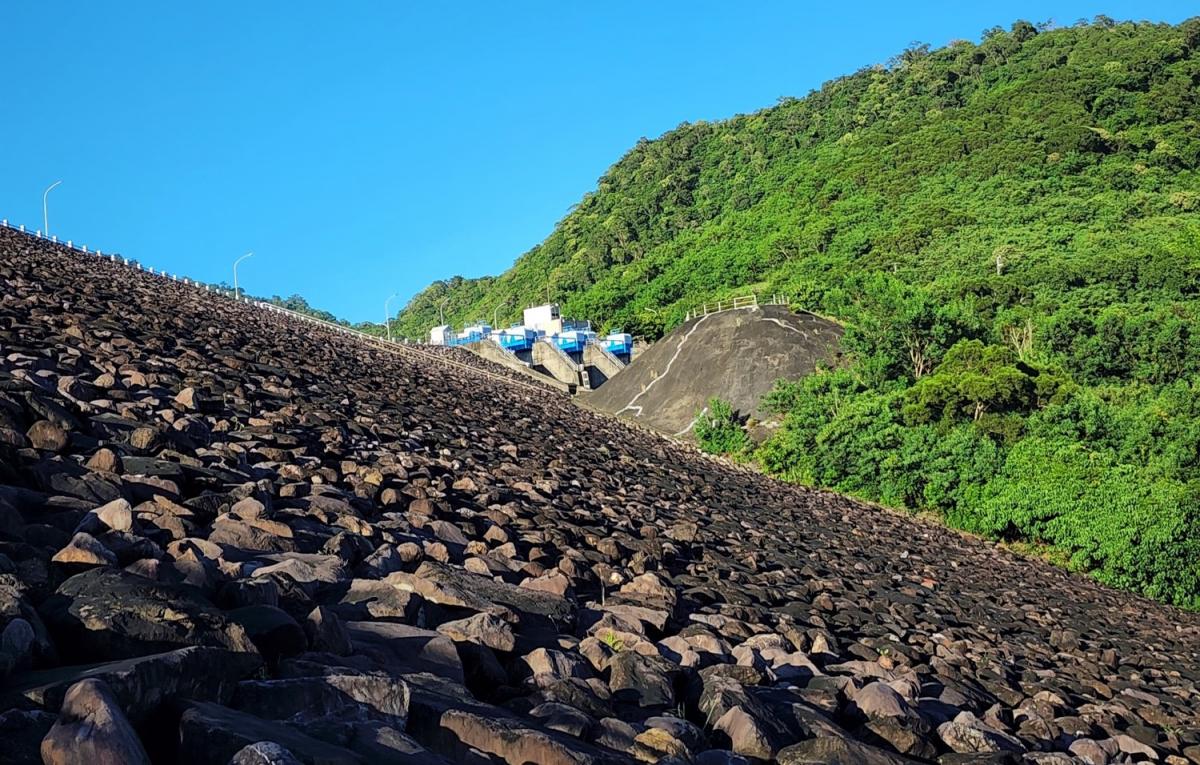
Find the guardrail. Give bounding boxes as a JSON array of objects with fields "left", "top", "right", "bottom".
[
  {"left": 1, "top": 217, "right": 558, "bottom": 395},
  {"left": 585, "top": 340, "right": 626, "bottom": 368},
  {"left": 0, "top": 218, "right": 230, "bottom": 290},
  {"left": 482, "top": 337, "right": 533, "bottom": 367},
  {"left": 534, "top": 337, "right": 584, "bottom": 371},
  {"left": 684, "top": 293, "right": 788, "bottom": 321}
]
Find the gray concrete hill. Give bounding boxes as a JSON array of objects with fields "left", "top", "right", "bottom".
[{"left": 583, "top": 304, "right": 842, "bottom": 436}]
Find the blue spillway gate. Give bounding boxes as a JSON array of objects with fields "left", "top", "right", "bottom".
[
  {"left": 553, "top": 330, "right": 595, "bottom": 354},
  {"left": 602, "top": 331, "right": 633, "bottom": 357},
  {"left": 493, "top": 326, "right": 538, "bottom": 352}
]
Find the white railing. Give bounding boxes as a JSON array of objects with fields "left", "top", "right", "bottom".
[
  {"left": 0, "top": 217, "right": 558, "bottom": 395},
  {"left": 534, "top": 337, "right": 584, "bottom": 372},
  {"left": 585, "top": 340, "right": 626, "bottom": 369},
  {"left": 0, "top": 218, "right": 217, "bottom": 290},
  {"left": 684, "top": 293, "right": 788, "bottom": 321},
  {"left": 483, "top": 337, "right": 533, "bottom": 367}
]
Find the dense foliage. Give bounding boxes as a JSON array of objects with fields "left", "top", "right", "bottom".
[
  {"left": 393, "top": 17, "right": 1200, "bottom": 608},
  {"left": 694, "top": 398, "right": 751, "bottom": 456}
]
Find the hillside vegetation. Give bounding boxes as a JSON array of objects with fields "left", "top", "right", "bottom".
[{"left": 395, "top": 17, "right": 1200, "bottom": 608}]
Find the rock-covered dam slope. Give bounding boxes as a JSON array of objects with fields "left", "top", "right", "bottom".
[{"left": 0, "top": 227, "right": 1198, "bottom": 764}]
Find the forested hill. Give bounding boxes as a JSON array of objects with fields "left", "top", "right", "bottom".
[
  {"left": 394, "top": 17, "right": 1200, "bottom": 341},
  {"left": 396, "top": 17, "right": 1200, "bottom": 610}
]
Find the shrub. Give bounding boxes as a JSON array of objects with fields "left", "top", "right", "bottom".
[
  {"left": 957, "top": 437, "right": 1200, "bottom": 608},
  {"left": 694, "top": 398, "right": 750, "bottom": 455}
]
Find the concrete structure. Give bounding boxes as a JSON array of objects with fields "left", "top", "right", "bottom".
[
  {"left": 463, "top": 339, "right": 573, "bottom": 393},
  {"left": 551, "top": 329, "right": 596, "bottom": 353},
  {"left": 435, "top": 303, "right": 620, "bottom": 393},
  {"left": 523, "top": 303, "right": 563, "bottom": 335},
  {"left": 453, "top": 323, "right": 492, "bottom": 346},
  {"left": 584, "top": 304, "right": 843, "bottom": 436},
  {"left": 601, "top": 331, "right": 633, "bottom": 359},
  {"left": 583, "top": 341, "right": 626, "bottom": 389},
  {"left": 491, "top": 325, "right": 538, "bottom": 352},
  {"left": 532, "top": 337, "right": 587, "bottom": 391},
  {"left": 522, "top": 303, "right": 591, "bottom": 337}
]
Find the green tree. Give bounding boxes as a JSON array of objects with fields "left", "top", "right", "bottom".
[{"left": 694, "top": 398, "right": 750, "bottom": 455}]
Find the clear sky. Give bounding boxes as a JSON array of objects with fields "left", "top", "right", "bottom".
[{"left": 1, "top": 3, "right": 1191, "bottom": 322}]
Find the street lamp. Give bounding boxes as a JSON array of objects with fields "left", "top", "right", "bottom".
[
  {"left": 43, "top": 181, "right": 62, "bottom": 237},
  {"left": 438, "top": 297, "right": 451, "bottom": 326},
  {"left": 233, "top": 252, "right": 253, "bottom": 300},
  {"left": 384, "top": 292, "right": 399, "bottom": 343},
  {"left": 493, "top": 300, "right": 509, "bottom": 328}
]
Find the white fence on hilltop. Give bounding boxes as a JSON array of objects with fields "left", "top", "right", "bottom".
[
  {"left": 684, "top": 293, "right": 788, "bottom": 321},
  {"left": 0, "top": 218, "right": 557, "bottom": 395}
]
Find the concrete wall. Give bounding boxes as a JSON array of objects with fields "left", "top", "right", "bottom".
[
  {"left": 532, "top": 339, "right": 585, "bottom": 390},
  {"left": 464, "top": 341, "right": 574, "bottom": 393},
  {"left": 583, "top": 342, "right": 626, "bottom": 389}
]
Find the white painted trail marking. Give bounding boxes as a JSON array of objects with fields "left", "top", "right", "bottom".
[
  {"left": 616, "top": 313, "right": 714, "bottom": 417},
  {"left": 673, "top": 407, "right": 707, "bottom": 437},
  {"left": 760, "top": 316, "right": 808, "bottom": 337}
]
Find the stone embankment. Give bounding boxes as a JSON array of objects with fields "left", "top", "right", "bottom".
[{"left": 0, "top": 227, "right": 1198, "bottom": 764}]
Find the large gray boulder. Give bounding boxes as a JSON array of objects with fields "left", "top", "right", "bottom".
[
  {"left": 345, "top": 621, "right": 464, "bottom": 684},
  {"left": 40, "top": 678, "right": 151, "bottom": 765},
  {"left": 3, "top": 646, "right": 261, "bottom": 723},
  {"left": 231, "top": 674, "right": 409, "bottom": 726},
  {"left": 38, "top": 568, "right": 258, "bottom": 662},
  {"left": 178, "top": 701, "right": 364, "bottom": 765}
]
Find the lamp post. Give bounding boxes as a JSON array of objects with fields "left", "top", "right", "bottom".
[
  {"left": 233, "top": 252, "right": 253, "bottom": 300},
  {"left": 384, "top": 292, "right": 398, "bottom": 343},
  {"left": 42, "top": 181, "right": 62, "bottom": 237},
  {"left": 438, "top": 297, "right": 451, "bottom": 326},
  {"left": 493, "top": 301, "right": 509, "bottom": 329}
]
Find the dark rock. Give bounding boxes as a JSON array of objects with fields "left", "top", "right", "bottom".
[
  {"left": 39, "top": 568, "right": 259, "bottom": 662},
  {"left": 51, "top": 531, "right": 118, "bottom": 567},
  {"left": 388, "top": 561, "right": 573, "bottom": 638},
  {"left": 76, "top": 498, "right": 134, "bottom": 534},
  {"left": 0, "top": 709, "right": 56, "bottom": 765},
  {"left": 0, "top": 580, "right": 57, "bottom": 676},
  {"left": 528, "top": 701, "right": 595, "bottom": 738},
  {"left": 304, "top": 606, "right": 352, "bottom": 656},
  {"left": 321, "top": 722, "right": 441, "bottom": 765},
  {"left": 403, "top": 672, "right": 633, "bottom": 764},
  {"left": 777, "top": 735, "right": 922, "bottom": 764},
  {"left": 518, "top": 647, "right": 593, "bottom": 683},
  {"left": 3, "top": 646, "right": 260, "bottom": 724},
  {"left": 27, "top": 420, "right": 69, "bottom": 452},
  {"left": 177, "top": 701, "right": 363, "bottom": 764},
  {"left": 232, "top": 674, "right": 409, "bottom": 725},
  {"left": 85, "top": 448, "right": 122, "bottom": 474},
  {"left": 227, "top": 742, "right": 303, "bottom": 765},
  {"left": 345, "top": 621, "right": 464, "bottom": 683},
  {"left": 332, "top": 579, "right": 421, "bottom": 622},
  {"left": 698, "top": 675, "right": 792, "bottom": 760},
  {"left": 40, "top": 678, "right": 151, "bottom": 765},
  {"left": 608, "top": 650, "right": 677, "bottom": 708},
  {"left": 226, "top": 605, "right": 307, "bottom": 663},
  {"left": 436, "top": 612, "right": 516, "bottom": 653},
  {"left": 938, "top": 713, "right": 1025, "bottom": 754}
]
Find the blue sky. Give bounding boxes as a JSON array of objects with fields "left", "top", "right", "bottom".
[{"left": 1, "top": 3, "right": 1191, "bottom": 322}]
